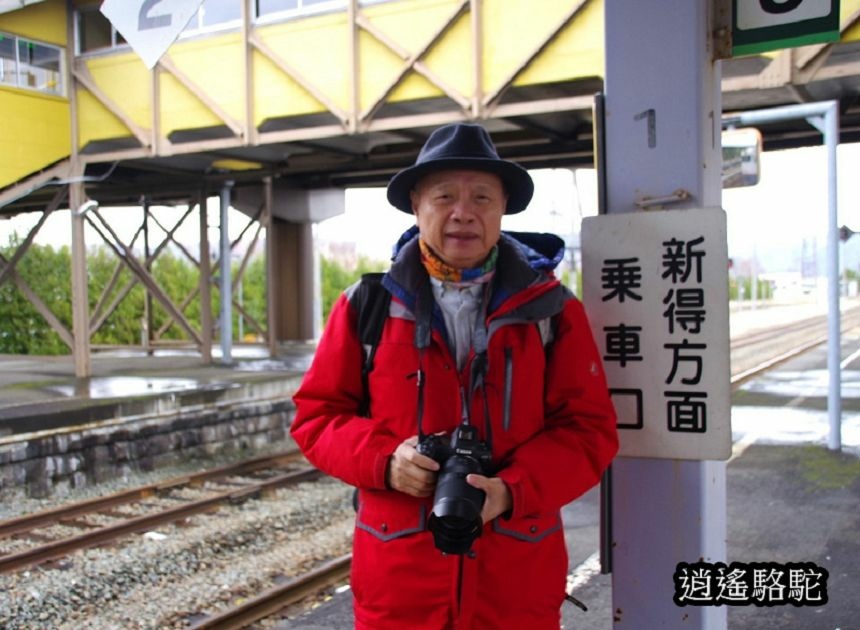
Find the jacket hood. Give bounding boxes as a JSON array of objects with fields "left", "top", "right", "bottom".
[
  {"left": 391, "top": 225, "right": 566, "bottom": 273},
  {"left": 502, "top": 230, "right": 565, "bottom": 272}
]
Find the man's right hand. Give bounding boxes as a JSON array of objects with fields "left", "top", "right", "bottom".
[{"left": 386, "top": 435, "right": 441, "bottom": 498}]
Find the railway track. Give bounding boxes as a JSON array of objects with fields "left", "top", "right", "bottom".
[
  {"left": 729, "top": 305, "right": 860, "bottom": 388},
  {"left": 0, "top": 449, "right": 319, "bottom": 574},
  {"left": 189, "top": 554, "right": 352, "bottom": 630},
  {"left": 2, "top": 306, "right": 856, "bottom": 629}
]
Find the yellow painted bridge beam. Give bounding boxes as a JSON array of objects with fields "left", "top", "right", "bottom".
[{"left": 1, "top": 0, "right": 860, "bottom": 188}]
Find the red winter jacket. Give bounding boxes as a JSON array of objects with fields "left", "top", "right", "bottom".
[{"left": 292, "top": 229, "right": 618, "bottom": 629}]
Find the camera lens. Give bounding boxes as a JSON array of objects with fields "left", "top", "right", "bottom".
[{"left": 428, "top": 455, "right": 486, "bottom": 554}]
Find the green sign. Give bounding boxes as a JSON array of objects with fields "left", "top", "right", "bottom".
[{"left": 732, "top": 0, "right": 840, "bottom": 56}]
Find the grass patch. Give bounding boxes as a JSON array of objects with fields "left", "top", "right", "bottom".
[
  {"left": 5, "top": 379, "right": 65, "bottom": 391},
  {"left": 798, "top": 445, "right": 860, "bottom": 490}
]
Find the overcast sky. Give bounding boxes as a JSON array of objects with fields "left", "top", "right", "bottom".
[
  {"left": 2, "top": 143, "right": 859, "bottom": 275},
  {"left": 723, "top": 142, "right": 860, "bottom": 273},
  {"left": 316, "top": 143, "right": 860, "bottom": 274}
]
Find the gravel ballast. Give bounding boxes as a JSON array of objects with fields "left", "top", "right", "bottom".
[{"left": 0, "top": 441, "right": 356, "bottom": 630}]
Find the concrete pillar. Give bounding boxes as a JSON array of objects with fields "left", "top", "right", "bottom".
[
  {"left": 233, "top": 183, "right": 344, "bottom": 344},
  {"left": 270, "top": 218, "right": 317, "bottom": 341}
]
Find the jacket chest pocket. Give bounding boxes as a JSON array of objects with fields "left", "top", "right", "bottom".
[
  {"left": 355, "top": 490, "right": 428, "bottom": 542},
  {"left": 492, "top": 511, "right": 561, "bottom": 543},
  {"left": 491, "top": 329, "right": 547, "bottom": 434},
  {"left": 502, "top": 346, "right": 513, "bottom": 431}
]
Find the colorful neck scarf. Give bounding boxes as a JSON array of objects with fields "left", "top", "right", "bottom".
[{"left": 419, "top": 239, "right": 498, "bottom": 284}]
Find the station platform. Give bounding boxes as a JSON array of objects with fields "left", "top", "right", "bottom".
[
  {"left": 0, "top": 299, "right": 857, "bottom": 628},
  {"left": 0, "top": 298, "right": 848, "bottom": 491},
  {"left": 0, "top": 342, "right": 315, "bottom": 414},
  {"left": 0, "top": 343, "right": 315, "bottom": 496},
  {"left": 0, "top": 298, "right": 840, "bottom": 414}
]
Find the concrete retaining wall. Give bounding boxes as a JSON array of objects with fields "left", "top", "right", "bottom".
[{"left": 0, "top": 375, "right": 304, "bottom": 498}]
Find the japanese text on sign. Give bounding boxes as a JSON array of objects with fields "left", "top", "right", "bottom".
[
  {"left": 582, "top": 208, "right": 731, "bottom": 460},
  {"left": 602, "top": 236, "right": 710, "bottom": 433}
]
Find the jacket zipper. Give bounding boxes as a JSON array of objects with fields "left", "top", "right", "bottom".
[{"left": 503, "top": 347, "right": 513, "bottom": 431}]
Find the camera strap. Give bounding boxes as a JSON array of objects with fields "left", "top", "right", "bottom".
[
  {"left": 414, "top": 278, "right": 434, "bottom": 442},
  {"left": 412, "top": 277, "right": 494, "bottom": 453},
  {"left": 468, "top": 285, "right": 493, "bottom": 453}
]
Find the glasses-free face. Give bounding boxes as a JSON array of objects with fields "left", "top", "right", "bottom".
[{"left": 410, "top": 170, "right": 507, "bottom": 270}]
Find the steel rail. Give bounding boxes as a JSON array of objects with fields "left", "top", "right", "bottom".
[
  {"left": 729, "top": 306, "right": 860, "bottom": 389},
  {"left": 730, "top": 333, "right": 829, "bottom": 390},
  {"left": 190, "top": 554, "right": 352, "bottom": 630},
  {"left": 730, "top": 313, "right": 830, "bottom": 349},
  {"left": 0, "top": 449, "right": 303, "bottom": 539},
  {"left": 0, "top": 467, "right": 320, "bottom": 574},
  {"left": 730, "top": 306, "right": 860, "bottom": 350}
]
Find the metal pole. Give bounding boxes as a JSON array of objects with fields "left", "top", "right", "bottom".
[
  {"left": 220, "top": 181, "right": 234, "bottom": 364},
  {"left": 142, "top": 196, "right": 153, "bottom": 355},
  {"left": 199, "top": 192, "right": 212, "bottom": 363},
  {"left": 722, "top": 101, "right": 836, "bottom": 126},
  {"left": 823, "top": 103, "right": 841, "bottom": 450},
  {"left": 264, "top": 177, "right": 277, "bottom": 356},
  {"left": 238, "top": 277, "right": 244, "bottom": 341},
  {"left": 724, "top": 101, "right": 841, "bottom": 450}
]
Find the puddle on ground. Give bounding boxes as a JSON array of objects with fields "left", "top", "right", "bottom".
[
  {"left": 44, "top": 376, "right": 204, "bottom": 399},
  {"left": 740, "top": 369, "right": 860, "bottom": 399},
  {"left": 234, "top": 357, "right": 313, "bottom": 372},
  {"left": 734, "top": 368, "right": 860, "bottom": 455},
  {"left": 732, "top": 406, "right": 860, "bottom": 456}
]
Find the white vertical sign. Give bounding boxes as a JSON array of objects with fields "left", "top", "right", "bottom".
[
  {"left": 100, "top": 0, "right": 205, "bottom": 69},
  {"left": 582, "top": 207, "right": 731, "bottom": 460}
]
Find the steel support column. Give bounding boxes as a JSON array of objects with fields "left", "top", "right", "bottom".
[
  {"left": 142, "top": 197, "right": 153, "bottom": 354},
  {"left": 604, "top": 2, "right": 726, "bottom": 628},
  {"left": 264, "top": 178, "right": 277, "bottom": 355},
  {"left": 219, "top": 182, "right": 234, "bottom": 363},
  {"left": 822, "top": 103, "right": 841, "bottom": 451},
  {"left": 199, "top": 193, "right": 213, "bottom": 363}
]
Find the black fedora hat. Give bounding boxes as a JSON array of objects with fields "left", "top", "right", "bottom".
[{"left": 386, "top": 123, "right": 534, "bottom": 215}]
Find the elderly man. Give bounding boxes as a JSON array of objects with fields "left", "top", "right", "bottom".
[{"left": 291, "top": 123, "right": 618, "bottom": 629}]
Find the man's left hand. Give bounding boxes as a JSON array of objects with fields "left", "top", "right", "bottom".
[{"left": 466, "top": 474, "right": 512, "bottom": 524}]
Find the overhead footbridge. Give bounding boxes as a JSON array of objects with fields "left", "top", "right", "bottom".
[{"left": 1, "top": 0, "right": 859, "bottom": 376}]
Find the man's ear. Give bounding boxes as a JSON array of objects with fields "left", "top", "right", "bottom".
[{"left": 409, "top": 189, "right": 420, "bottom": 216}]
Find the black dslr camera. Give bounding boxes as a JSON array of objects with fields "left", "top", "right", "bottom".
[{"left": 417, "top": 423, "right": 493, "bottom": 554}]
